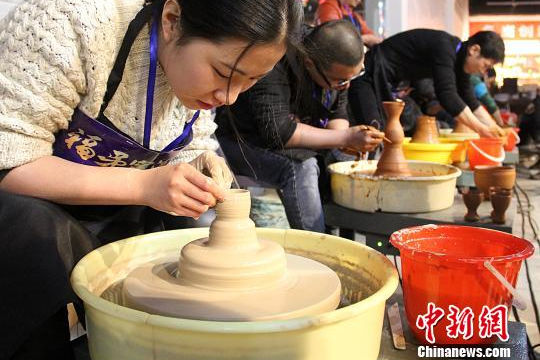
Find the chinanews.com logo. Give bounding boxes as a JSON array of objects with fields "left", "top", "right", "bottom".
[{"left": 415, "top": 302, "right": 512, "bottom": 358}]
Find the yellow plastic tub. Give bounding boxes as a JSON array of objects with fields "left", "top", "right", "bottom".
[
  {"left": 439, "top": 133, "right": 479, "bottom": 164},
  {"left": 402, "top": 138, "right": 458, "bottom": 164},
  {"left": 71, "top": 228, "right": 398, "bottom": 360}
]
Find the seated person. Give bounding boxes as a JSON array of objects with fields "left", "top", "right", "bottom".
[
  {"left": 348, "top": 29, "right": 506, "bottom": 138},
  {"left": 318, "top": 0, "right": 382, "bottom": 48},
  {"left": 216, "top": 20, "right": 384, "bottom": 232}
]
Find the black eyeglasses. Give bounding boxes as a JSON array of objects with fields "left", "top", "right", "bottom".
[{"left": 313, "top": 60, "right": 364, "bottom": 89}]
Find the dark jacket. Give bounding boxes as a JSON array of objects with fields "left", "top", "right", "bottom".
[
  {"left": 380, "top": 29, "right": 479, "bottom": 115},
  {"left": 216, "top": 52, "right": 348, "bottom": 159}
]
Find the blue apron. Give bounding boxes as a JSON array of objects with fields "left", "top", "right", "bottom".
[{"left": 53, "top": 1, "right": 199, "bottom": 169}]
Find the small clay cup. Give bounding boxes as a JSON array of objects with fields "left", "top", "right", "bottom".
[
  {"left": 462, "top": 188, "right": 484, "bottom": 222},
  {"left": 490, "top": 187, "right": 512, "bottom": 224},
  {"left": 473, "top": 165, "right": 516, "bottom": 199},
  {"left": 411, "top": 116, "right": 439, "bottom": 144}
]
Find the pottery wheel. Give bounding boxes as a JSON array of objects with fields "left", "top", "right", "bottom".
[{"left": 121, "top": 189, "right": 341, "bottom": 321}]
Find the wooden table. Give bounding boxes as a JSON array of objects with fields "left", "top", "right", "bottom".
[{"left": 324, "top": 190, "right": 515, "bottom": 255}]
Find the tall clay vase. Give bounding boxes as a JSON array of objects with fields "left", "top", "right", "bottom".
[
  {"left": 374, "top": 101, "right": 412, "bottom": 177},
  {"left": 490, "top": 187, "right": 512, "bottom": 224},
  {"left": 411, "top": 116, "right": 440, "bottom": 144},
  {"left": 462, "top": 189, "right": 484, "bottom": 222}
]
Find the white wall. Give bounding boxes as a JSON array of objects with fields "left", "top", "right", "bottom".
[
  {"left": 0, "top": 0, "right": 22, "bottom": 19},
  {"left": 374, "top": 0, "right": 469, "bottom": 38}
]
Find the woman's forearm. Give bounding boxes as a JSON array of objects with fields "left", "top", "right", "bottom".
[
  {"left": 455, "top": 107, "right": 493, "bottom": 138},
  {"left": 473, "top": 106, "right": 498, "bottom": 127},
  {"left": 285, "top": 123, "right": 349, "bottom": 149},
  {"left": 0, "top": 155, "right": 146, "bottom": 205}
]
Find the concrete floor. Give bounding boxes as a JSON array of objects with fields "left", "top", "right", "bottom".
[{"left": 510, "top": 172, "right": 540, "bottom": 348}]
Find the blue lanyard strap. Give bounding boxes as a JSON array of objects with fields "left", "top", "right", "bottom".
[
  {"left": 343, "top": 4, "right": 361, "bottom": 32},
  {"left": 312, "top": 87, "right": 332, "bottom": 128},
  {"left": 143, "top": 11, "right": 159, "bottom": 148},
  {"left": 456, "top": 41, "right": 462, "bottom": 54},
  {"left": 162, "top": 110, "right": 200, "bottom": 152}
]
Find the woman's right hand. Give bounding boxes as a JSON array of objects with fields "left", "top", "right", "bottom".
[{"left": 138, "top": 163, "right": 226, "bottom": 218}]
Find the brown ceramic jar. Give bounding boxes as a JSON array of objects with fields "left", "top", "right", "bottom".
[
  {"left": 473, "top": 165, "right": 516, "bottom": 199},
  {"left": 411, "top": 116, "right": 439, "bottom": 144}
]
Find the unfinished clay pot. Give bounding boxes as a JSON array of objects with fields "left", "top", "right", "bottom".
[
  {"left": 374, "top": 101, "right": 411, "bottom": 177},
  {"left": 120, "top": 189, "right": 341, "bottom": 321},
  {"left": 454, "top": 121, "right": 475, "bottom": 134},
  {"left": 473, "top": 165, "right": 516, "bottom": 199},
  {"left": 490, "top": 187, "right": 512, "bottom": 224},
  {"left": 462, "top": 188, "right": 484, "bottom": 222},
  {"left": 411, "top": 116, "right": 439, "bottom": 144}
]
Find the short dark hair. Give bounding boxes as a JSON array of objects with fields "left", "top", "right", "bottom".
[
  {"left": 177, "top": 0, "right": 303, "bottom": 49},
  {"left": 467, "top": 31, "right": 505, "bottom": 63},
  {"left": 303, "top": 20, "right": 364, "bottom": 70}
]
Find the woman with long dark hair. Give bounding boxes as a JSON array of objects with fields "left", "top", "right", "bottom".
[{"left": 0, "top": 0, "right": 302, "bottom": 358}]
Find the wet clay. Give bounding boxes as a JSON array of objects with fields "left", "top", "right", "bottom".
[
  {"left": 121, "top": 189, "right": 341, "bottom": 321},
  {"left": 374, "top": 101, "right": 412, "bottom": 177},
  {"left": 411, "top": 116, "right": 439, "bottom": 144}
]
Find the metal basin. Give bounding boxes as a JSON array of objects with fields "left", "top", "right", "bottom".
[
  {"left": 328, "top": 160, "right": 462, "bottom": 213},
  {"left": 71, "top": 228, "right": 398, "bottom": 360}
]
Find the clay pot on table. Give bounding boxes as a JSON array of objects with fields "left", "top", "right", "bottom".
[
  {"left": 454, "top": 121, "right": 475, "bottom": 134},
  {"left": 411, "top": 116, "right": 439, "bottom": 144},
  {"left": 490, "top": 187, "right": 512, "bottom": 224},
  {"left": 473, "top": 165, "right": 516, "bottom": 199},
  {"left": 462, "top": 188, "right": 484, "bottom": 222},
  {"left": 374, "top": 100, "right": 411, "bottom": 177}
]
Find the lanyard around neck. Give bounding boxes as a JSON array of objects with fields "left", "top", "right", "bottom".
[
  {"left": 342, "top": 4, "right": 361, "bottom": 32},
  {"left": 143, "top": 12, "right": 159, "bottom": 148},
  {"left": 143, "top": 12, "right": 200, "bottom": 151},
  {"left": 312, "top": 87, "right": 332, "bottom": 128}
]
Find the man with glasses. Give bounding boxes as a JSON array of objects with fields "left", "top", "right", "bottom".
[
  {"left": 216, "top": 20, "right": 384, "bottom": 233},
  {"left": 348, "top": 29, "right": 506, "bottom": 138}
]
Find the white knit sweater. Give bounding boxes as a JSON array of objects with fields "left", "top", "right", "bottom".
[{"left": 0, "top": 0, "right": 218, "bottom": 170}]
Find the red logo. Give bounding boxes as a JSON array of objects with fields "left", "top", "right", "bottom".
[
  {"left": 417, "top": 303, "right": 509, "bottom": 343},
  {"left": 416, "top": 302, "right": 445, "bottom": 344}
]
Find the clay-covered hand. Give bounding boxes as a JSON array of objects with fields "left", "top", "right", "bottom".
[
  {"left": 490, "top": 124, "right": 506, "bottom": 138},
  {"left": 475, "top": 123, "right": 498, "bottom": 138},
  {"left": 189, "top": 151, "right": 233, "bottom": 189},
  {"left": 139, "top": 163, "right": 225, "bottom": 218},
  {"left": 342, "top": 125, "right": 385, "bottom": 153}
]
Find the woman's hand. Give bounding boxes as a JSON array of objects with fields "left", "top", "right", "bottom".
[
  {"left": 343, "top": 125, "right": 385, "bottom": 153},
  {"left": 139, "top": 163, "right": 225, "bottom": 218},
  {"left": 189, "top": 151, "right": 233, "bottom": 189}
]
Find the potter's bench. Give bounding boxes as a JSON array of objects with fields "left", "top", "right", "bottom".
[
  {"left": 323, "top": 190, "right": 516, "bottom": 255},
  {"left": 377, "top": 283, "right": 529, "bottom": 360}
]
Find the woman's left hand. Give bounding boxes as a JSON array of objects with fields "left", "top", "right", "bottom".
[{"left": 189, "top": 151, "right": 233, "bottom": 189}]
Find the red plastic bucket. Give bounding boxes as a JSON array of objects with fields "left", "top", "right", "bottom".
[
  {"left": 467, "top": 138, "right": 505, "bottom": 169},
  {"left": 503, "top": 128, "right": 520, "bottom": 152},
  {"left": 390, "top": 225, "right": 534, "bottom": 345}
]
